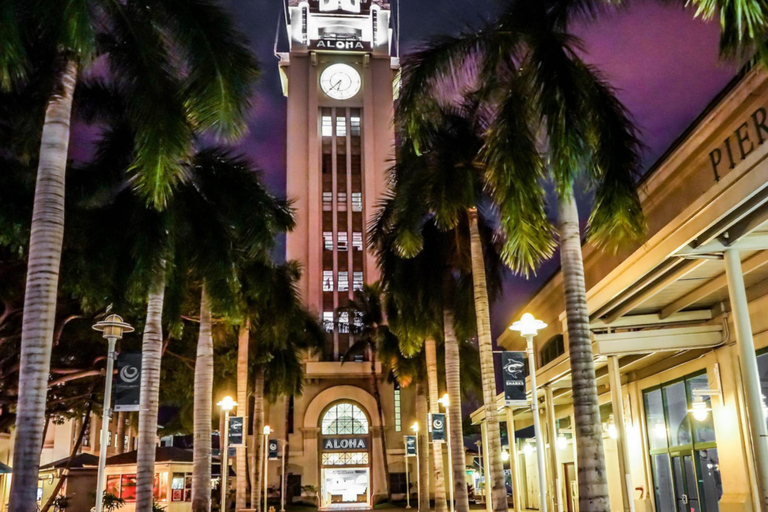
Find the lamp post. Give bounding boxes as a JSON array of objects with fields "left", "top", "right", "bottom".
[
  {"left": 510, "top": 313, "right": 548, "bottom": 512},
  {"left": 438, "top": 394, "right": 454, "bottom": 512},
  {"left": 263, "top": 425, "right": 272, "bottom": 512},
  {"left": 411, "top": 422, "right": 421, "bottom": 511},
  {"left": 92, "top": 314, "right": 134, "bottom": 512},
  {"left": 218, "top": 396, "right": 237, "bottom": 512},
  {"left": 280, "top": 439, "right": 287, "bottom": 512},
  {"left": 404, "top": 436, "right": 411, "bottom": 509}
]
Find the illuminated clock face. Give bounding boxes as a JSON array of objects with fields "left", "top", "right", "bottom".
[{"left": 320, "top": 64, "right": 361, "bottom": 100}]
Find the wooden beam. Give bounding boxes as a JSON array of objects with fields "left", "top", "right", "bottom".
[{"left": 660, "top": 250, "right": 768, "bottom": 318}]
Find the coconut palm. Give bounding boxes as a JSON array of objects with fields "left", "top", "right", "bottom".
[
  {"left": 373, "top": 213, "right": 502, "bottom": 512},
  {"left": 384, "top": 104, "right": 519, "bottom": 512},
  {"left": 338, "top": 282, "right": 395, "bottom": 501},
  {"left": 395, "top": 3, "right": 646, "bottom": 510},
  {"left": 239, "top": 261, "right": 324, "bottom": 511},
  {"left": 1, "top": 2, "right": 259, "bottom": 509}
]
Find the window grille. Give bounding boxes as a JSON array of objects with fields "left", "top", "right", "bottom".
[
  {"left": 353, "top": 272, "right": 364, "bottom": 291},
  {"left": 352, "top": 192, "right": 362, "bottom": 212},
  {"left": 338, "top": 271, "right": 349, "bottom": 292},
  {"left": 323, "top": 271, "right": 334, "bottom": 292},
  {"left": 321, "top": 116, "right": 333, "bottom": 137},
  {"left": 336, "top": 116, "right": 347, "bottom": 136},
  {"left": 338, "top": 232, "right": 348, "bottom": 251},
  {"left": 323, "top": 232, "right": 334, "bottom": 251},
  {"left": 321, "top": 403, "right": 369, "bottom": 435},
  {"left": 323, "top": 312, "right": 334, "bottom": 332},
  {"left": 352, "top": 232, "right": 363, "bottom": 251}
]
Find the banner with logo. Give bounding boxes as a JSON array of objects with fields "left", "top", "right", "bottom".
[
  {"left": 268, "top": 439, "right": 279, "bottom": 460},
  {"left": 114, "top": 353, "right": 142, "bottom": 412},
  {"left": 430, "top": 413, "right": 446, "bottom": 443},
  {"left": 404, "top": 435, "right": 416, "bottom": 457},
  {"left": 501, "top": 351, "right": 528, "bottom": 407},
  {"left": 228, "top": 417, "right": 244, "bottom": 447}
]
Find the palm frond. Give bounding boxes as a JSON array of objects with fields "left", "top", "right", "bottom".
[
  {"left": 153, "top": 0, "right": 260, "bottom": 140},
  {"left": 577, "top": 61, "right": 646, "bottom": 250},
  {"left": 102, "top": 3, "right": 192, "bottom": 208},
  {"left": 685, "top": 0, "right": 768, "bottom": 61},
  {"left": 481, "top": 73, "right": 555, "bottom": 275},
  {"left": 0, "top": 0, "right": 28, "bottom": 91}
]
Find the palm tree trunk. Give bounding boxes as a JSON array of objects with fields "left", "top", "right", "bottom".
[
  {"left": 192, "top": 286, "right": 215, "bottom": 512},
  {"left": 424, "top": 336, "right": 447, "bottom": 512},
  {"left": 251, "top": 366, "right": 265, "bottom": 511},
  {"left": 557, "top": 190, "right": 609, "bottom": 512},
  {"left": 370, "top": 346, "right": 391, "bottom": 500},
  {"left": 467, "top": 208, "right": 507, "bottom": 512},
  {"left": 8, "top": 57, "right": 78, "bottom": 512},
  {"left": 135, "top": 276, "right": 167, "bottom": 512},
  {"left": 236, "top": 322, "right": 250, "bottom": 510},
  {"left": 443, "top": 309, "right": 469, "bottom": 512},
  {"left": 415, "top": 381, "right": 430, "bottom": 512},
  {"left": 115, "top": 411, "right": 126, "bottom": 455}
]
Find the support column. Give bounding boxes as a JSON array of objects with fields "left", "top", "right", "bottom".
[
  {"left": 481, "top": 422, "right": 493, "bottom": 512},
  {"left": 724, "top": 249, "right": 768, "bottom": 511},
  {"left": 607, "top": 356, "right": 635, "bottom": 512},
  {"left": 505, "top": 408, "right": 523, "bottom": 512},
  {"left": 544, "top": 387, "right": 564, "bottom": 512}
]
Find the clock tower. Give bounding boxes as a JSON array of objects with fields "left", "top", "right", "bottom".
[{"left": 271, "top": 1, "right": 408, "bottom": 508}]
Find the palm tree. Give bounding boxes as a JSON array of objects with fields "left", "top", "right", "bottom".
[
  {"left": 371, "top": 213, "right": 502, "bottom": 512},
  {"left": 339, "top": 282, "right": 398, "bottom": 502},
  {"left": 235, "top": 320, "right": 250, "bottom": 510},
  {"left": 383, "top": 105, "right": 518, "bottom": 512},
  {"left": 373, "top": 215, "right": 502, "bottom": 512},
  {"left": 2, "top": 3, "right": 259, "bottom": 509},
  {"left": 239, "top": 261, "right": 323, "bottom": 511},
  {"left": 394, "top": 3, "right": 646, "bottom": 510}
]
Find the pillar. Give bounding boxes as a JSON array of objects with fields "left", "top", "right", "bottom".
[
  {"left": 544, "top": 387, "right": 564, "bottom": 512},
  {"left": 505, "top": 408, "right": 524, "bottom": 512},
  {"left": 607, "top": 356, "right": 635, "bottom": 512},
  {"left": 724, "top": 249, "right": 768, "bottom": 510},
  {"left": 481, "top": 422, "right": 493, "bottom": 512}
]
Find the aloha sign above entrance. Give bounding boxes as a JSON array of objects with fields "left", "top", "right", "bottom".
[{"left": 323, "top": 437, "right": 369, "bottom": 451}]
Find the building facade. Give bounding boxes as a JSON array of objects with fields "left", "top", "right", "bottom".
[
  {"left": 472, "top": 64, "right": 768, "bottom": 512},
  {"left": 268, "top": 0, "right": 414, "bottom": 507}
]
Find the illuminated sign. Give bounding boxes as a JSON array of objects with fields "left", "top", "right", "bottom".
[
  {"left": 310, "top": 39, "right": 370, "bottom": 52},
  {"left": 322, "top": 437, "right": 369, "bottom": 450}
]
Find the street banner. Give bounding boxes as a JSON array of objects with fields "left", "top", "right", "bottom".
[
  {"left": 405, "top": 435, "right": 416, "bottom": 457},
  {"left": 228, "top": 417, "right": 244, "bottom": 447},
  {"left": 268, "top": 439, "right": 279, "bottom": 460},
  {"left": 502, "top": 351, "right": 528, "bottom": 407},
  {"left": 430, "top": 413, "right": 446, "bottom": 443},
  {"left": 114, "top": 353, "right": 141, "bottom": 412}
]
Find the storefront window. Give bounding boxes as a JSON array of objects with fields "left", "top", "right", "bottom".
[
  {"left": 757, "top": 350, "right": 768, "bottom": 430},
  {"left": 120, "top": 474, "right": 137, "bottom": 501},
  {"left": 154, "top": 472, "right": 168, "bottom": 501},
  {"left": 321, "top": 403, "right": 369, "bottom": 435},
  {"left": 106, "top": 475, "right": 120, "bottom": 496},
  {"left": 643, "top": 371, "right": 721, "bottom": 512}
]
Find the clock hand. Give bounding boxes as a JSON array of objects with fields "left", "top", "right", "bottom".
[{"left": 332, "top": 80, "right": 343, "bottom": 91}]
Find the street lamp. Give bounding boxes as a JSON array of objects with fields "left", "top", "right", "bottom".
[
  {"left": 510, "top": 313, "right": 548, "bottom": 512},
  {"left": 217, "top": 396, "right": 237, "bottom": 512},
  {"left": 438, "top": 394, "right": 455, "bottom": 512},
  {"left": 263, "top": 425, "right": 272, "bottom": 512},
  {"left": 92, "top": 314, "right": 134, "bottom": 512},
  {"left": 411, "top": 422, "right": 421, "bottom": 511},
  {"left": 280, "top": 439, "right": 288, "bottom": 512}
]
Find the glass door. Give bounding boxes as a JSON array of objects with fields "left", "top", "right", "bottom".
[{"left": 671, "top": 452, "right": 701, "bottom": 512}]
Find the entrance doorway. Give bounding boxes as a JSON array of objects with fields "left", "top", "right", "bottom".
[
  {"left": 322, "top": 468, "right": 370, "bottom": 507},
  {"left": 671, "top": 453, "right": 701, "bottom": 512}
]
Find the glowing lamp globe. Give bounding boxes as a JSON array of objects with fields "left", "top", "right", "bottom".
[
  {"left": 92, "top": 314, "right": 134, "bottom": 340},
  {"left": 411, "top": 422, "right": 419, "bottom": 433},
  {"left": 217, "top": 396, "right": 237, "bottom": 412},
  {"left": 510, "top": 313, "right": 547, "bottom": 337},
  {"left": 438, "top": 394, "right": 450, "bottom": 407}
]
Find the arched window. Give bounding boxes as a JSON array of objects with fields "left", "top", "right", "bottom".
[
  {"left": 322, "top": 403, "right": 369, "bottom": 435},
  {"left": 539, "top": 334, "right": 565, "bottom": 367}
]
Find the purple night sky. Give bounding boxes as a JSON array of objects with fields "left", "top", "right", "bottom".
[{"left": 73, "top": 1, "right": 737, "bottom": 338}]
